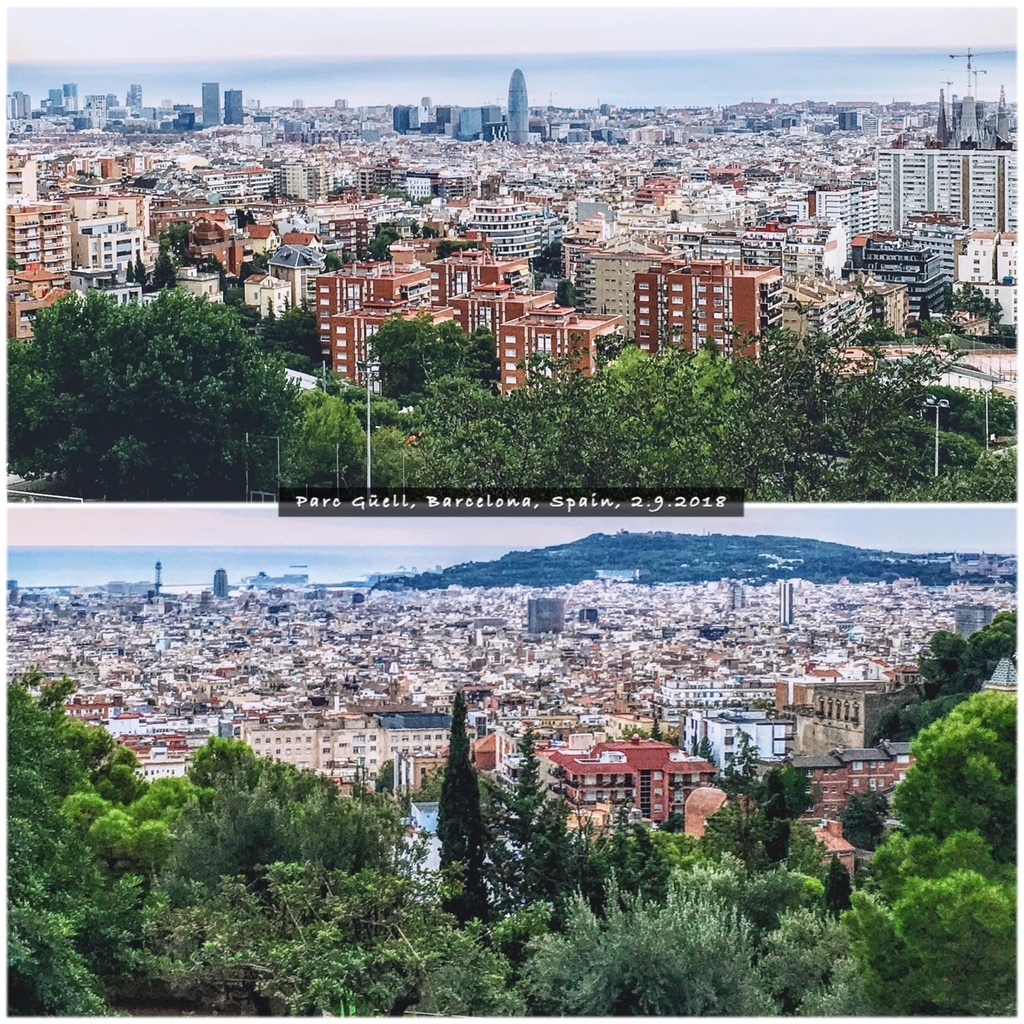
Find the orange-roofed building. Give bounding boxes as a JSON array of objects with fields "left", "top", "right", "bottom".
[
  {"left": 634, "top": 258, "right": 782, "bottom": 357},
  {"left": 541, "top": 736, "right": 717, "bottom": 824},
  {"left": 427, "top": 249, "right": 529, "bottom": 305},
  {"left": 471, "top": 732, "right": 499, "bottom": 771}
]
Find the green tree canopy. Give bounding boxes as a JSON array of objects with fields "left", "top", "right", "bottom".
[
  {"left": 8, "top": 290, "right": 295, "bottom": 500},
  {"left": 891, "top": 690, "right": 1016, "bottom": 863}
]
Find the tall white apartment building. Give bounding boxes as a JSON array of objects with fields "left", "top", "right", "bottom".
[
  {"left": 877, "top": 149, "right": 1017, "bottom": 232},
  {"left": 814, "top": 187, "right": 879, "bottom": 254},
  {"left": 465, "top": 199, "right": 543, "bottom": 260}
]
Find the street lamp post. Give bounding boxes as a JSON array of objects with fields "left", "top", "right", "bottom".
[
  {"left": 923, "top": 395, "right": 950, "bottom": 477},
  {"left": 984, "top": 389, "right": 990, "bottom": 451},
  {"left": 357, "top": 360, "right": 381, "bottom": 496}
]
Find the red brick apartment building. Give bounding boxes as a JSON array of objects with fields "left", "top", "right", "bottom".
[
  {"left": 633, "top": 258, "right": 783, "bottom": 356},
  {"left": 451, "top": 283, "right": 555, "bottom": 336},
  {"left": 427, "top": 250, "right": 530, "bottom": 305},
  {"left": 316, "top": 262, "right": 432, "bottom": 315},
  {"left": 541, "top": 737, "right": 717, "bottom": 825},
  {"left": 497, "top": 306, "right": 623, "bottom": 393},
  {"left": 791, "top": 740, "right": 915, "bottom": 819}
]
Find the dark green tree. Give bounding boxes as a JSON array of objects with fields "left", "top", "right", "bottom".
[
  {"left": 892, "top": 690, "right": 1015, "bottom": 864},
  {"left": 650, "top": 709, "right": 663, "bottom": 742},
  {"left": 721, "top": 732, "right": 760, "bottom": 798},
  {"left": 823, "top": 855, "right": 852, "bottom": 917},
  {"left": 434, "top": 239, "right": 481, "bottom": 259},
  {"left": 8, "top": 289, "right": 295, "bottom": 500},
  {"left": 369, "top": 224, "right": 401, "bottom": 262},
  {"left": 762, "top": 767, "right": 792, "bottom": 863},
  {"left": 555, "top": 279, "right": 576, "bottom": 307},
  {"left": 840, "top": 792, "right": 889, "bottom": 851},
  {"left": 164, "top": 221, "right": 190, "bottom": 263},
  {"left": 8, "top": 677, "right": 108, "bottom": 1015},
  {"left": 696, "top": 736, "right": 716, "bottom": 765},
  {"left": 132, "top": 256, "right": 148, "bottom": 290},
  {"left": 323, "top": 251, "right": 343, "bottom": 271},
  {"left": 437, "top": 690, "right": 489, "bottom": 924},
  {"left": 151, "top": 250, "right": 177, "bottom": 291},
  {"left": 125, "top": 259, "right": 135, "bottom": 282}
]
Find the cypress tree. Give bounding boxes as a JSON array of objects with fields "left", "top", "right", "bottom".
[
  {"left": 134, "top": 256, "right": 148, "bottom": 289},
  {"left": 824, "top": 854, "right": 852, "bottom": 918},
  {"left": 650, "top": 710, "right": 663, "bottom": 742},
  {"left": 762, "top": 767, "right": 791, "bottom": 864},
  {"left": 437, "top": 690, "right": 489, "bottom": 924}
]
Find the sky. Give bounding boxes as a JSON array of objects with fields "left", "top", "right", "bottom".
[
  {"left": 6, "top": 505, "right": 1017, "bottom": 555},
  {"left": 7, "top": 3, "right": 1018, "bottom": 64}
]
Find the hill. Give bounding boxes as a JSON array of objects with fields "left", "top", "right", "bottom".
[{"left": 373, "top": 531, "right": 999, "bottom": 590}]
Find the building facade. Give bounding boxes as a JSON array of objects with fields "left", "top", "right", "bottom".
[
  {"left": 877, "top": 149, "right": 1017, "bottom": 233},
  {"left": 633, "top": 258, "right": 783, "bottom": 356}
]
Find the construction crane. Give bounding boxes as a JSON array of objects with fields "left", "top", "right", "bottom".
[{"left": 948, "top": 49, "right": 1012, "bottom": 93}]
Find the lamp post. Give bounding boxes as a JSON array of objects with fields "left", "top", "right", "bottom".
[
  {"left": 357, "top": 360, "right": 381, "bottom": 495},
  {"left": 984, "top": 389, "right": 990, "bottom": 451},
  {"left": 923, "top": 395, "right": 950, "bottom": 477}
]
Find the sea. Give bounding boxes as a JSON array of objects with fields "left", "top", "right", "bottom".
[
  {"left": 8, "top": 48, "right": 1017, "bottom": 111},
  {"left": 7, "top": 545, "right": 510, "bottom": 590}
]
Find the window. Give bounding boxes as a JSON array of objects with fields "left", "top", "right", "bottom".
[
  {"left": 505, "top": 347, "right": 517, "bottom": 357},
  {"left": 852, "top": 779, "right": 860, "bottom": 787},
  {"left": 853, "top": 761, "right": 862, "bottom": 770},
  {"left": 638, "top": 282, "right": 649, "bottom": 290},
  {"left": 505, "top": 375, "right": 518, "bottom": 384}
]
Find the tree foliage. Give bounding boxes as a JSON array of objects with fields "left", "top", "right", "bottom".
[{"left": 8, "top": 290, "right": 295, "bottom": 500}]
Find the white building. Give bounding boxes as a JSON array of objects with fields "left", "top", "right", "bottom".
[
  {"left": 681, "top": 709, "right": 793, "bottom": 764},
  {"left": 814, "top": 187, "right": 879, "bottom": 254},
  {"left": 877, "top": 149, "right": 1017, "bottom": 232},
  {"left": 70, "top": 215, "right": 144, "bottom": 273},
  {"left": 653, "top": 678, "right": 776, "bottom": 722},
  {"left": 955, "top": 230, "right": 1018, "bottom": 326},
  {"left": 465, "top": 199, "right": 543, "bottom": 260}
]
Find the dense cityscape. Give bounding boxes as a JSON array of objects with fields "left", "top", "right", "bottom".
[
  {"left": 7, "top": 523, "right": 1018, "bottom": 1015},
  {"left": 5, "top": 10, "right": 1019, "bottom": 1017},
  {"left": 6, "top": 49, "right": 1019, "bottom": 501}
]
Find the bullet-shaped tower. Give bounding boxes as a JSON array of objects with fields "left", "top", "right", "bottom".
[{"left": 508, "top": 68, "right": 529, "bottom": 145}]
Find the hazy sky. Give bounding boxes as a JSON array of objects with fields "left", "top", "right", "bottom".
[
  {"left": 6, "top": 505, "right": 1017, "bottom": 555},
  {"left": 8, "top": 3, "right": 1017, "bottom": 63}
]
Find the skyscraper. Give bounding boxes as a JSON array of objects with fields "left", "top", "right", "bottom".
[
  {"left": 778, "top": 581, "right": 794, "bottom": 626},
  {"left": 213, "top": 568, "right": 229, "bottom": 599},
  {"left": 62, "top": 83, "right": 78, "bottom": 111},
  {"left": 507, "top": 68, "right": 529, "bottom": 145},
  {"left": 224, "top": 89, "right": 244, "bottom": 125},
  {"left": 393, "top": 104, "right": 419, "bottom": 134},
  {"left": 127, "top": 83, "right": 143, "bottom": 109},
  {"left": 202, "top": 82, "right": 221, "bottom": 127}
]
